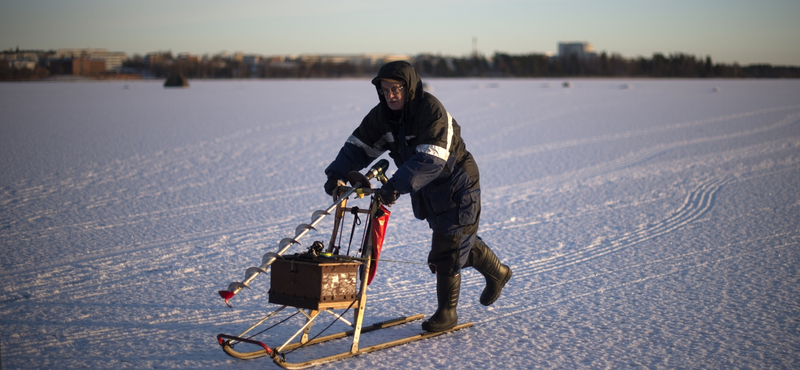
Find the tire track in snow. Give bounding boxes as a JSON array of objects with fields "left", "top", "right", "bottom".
[
  {"left": 478, "top": 233, "right": 800, "bottom": 325},
  {"left": 4, "top": 105, "right": 797, "bottom": 328},
  {"left": 524, "top": 173, "right": 733, "bottom": 275},
  {"left": 0, "top": 214, "right": 300, "bottom": 278},
  {"left": 0, "top": 184, "right": 318, "bottom": 242},
  {"left": 370, "top": 113, "right": 800, "bottom": 304},
  {"left": 493, "top": 112, "right": 800, "bottom": 204},
  {"left": 374, "top": 172, "right": 732, "bottom": 305},
  {"left": 0, "top": 107, "right": 353, "bottom": 236},
  {"left": 490, "top": 132, "right": 800, "bottom": 241},
  {"left": 481, "top": 104, "right": 800, "bottom": 163},
  {"left": 368, "top": 111, "right": 800, "bottom": 307},
  {"left": 341, "top": 143, "right": 800, "bottom": 311},
  {"left": 360, "top": 119, "right": 800, "bottom": 307},
  {"left": 489, "top": 154, "right": 800, "bottom": 309}
]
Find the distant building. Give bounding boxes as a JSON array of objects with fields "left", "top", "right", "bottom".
[
  {"left": 177, "top": 53, "right": 200, "bottom": 63},
  {"left": 10, "top": 60, "right": 38, "bottom": 70},
  {"left": 72, "top": 57, "right": 106, "bottom": 77},
  {"left": 1, "top": 50, "right": 41, "bottom": 70},
  {"left": 54, "top": 48, "right": 126, "bottom": 72},
  {"left": 558, "top": 42, "right": 597, "bottom": 60},
  {"left": 143, "top": 53, "right": 165, "bottom": 67},
  {"left": 0, "top": 48, "right": 49, "bottom": 70},
  {"left": 242, "top": 54, "right": 260, "bottom": 65}
]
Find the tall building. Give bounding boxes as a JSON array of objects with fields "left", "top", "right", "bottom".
[{"left": 558, "top": 42, "right": 596, "bottom": 60}]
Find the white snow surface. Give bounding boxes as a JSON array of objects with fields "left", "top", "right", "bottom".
[{"left": 1, "top": 79, "right": 799, "bottom": 369}]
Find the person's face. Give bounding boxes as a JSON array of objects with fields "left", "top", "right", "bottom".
[{"left": 380, "top": 80, "right": 406, "bottom": 111}]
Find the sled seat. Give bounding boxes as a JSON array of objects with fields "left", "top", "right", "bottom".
[{"left": 268, "top": 256, "right": 361, "bottom": 310}]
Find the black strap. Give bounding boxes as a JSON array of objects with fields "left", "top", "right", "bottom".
[
  {"left": 345, "top": 207, "right": 361, "bottom": 255},
  {"left": 397, "top": 112, "right": 407, "bottom": 162}
]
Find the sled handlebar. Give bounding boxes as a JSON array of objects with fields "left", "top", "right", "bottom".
[{"left": 366, "top": 159, "right": 389, "bottom": 183}]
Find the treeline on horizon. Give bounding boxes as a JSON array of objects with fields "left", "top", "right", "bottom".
[
  {"left": 3, "top": 50, "right": 800, "bottom": 80},
  {"left": 133, "top": 51, "right": 799, "bottom": 79}
]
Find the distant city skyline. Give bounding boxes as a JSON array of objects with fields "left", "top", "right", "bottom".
[{"left": 2, "top": 0, "right": 799, "bottom": 66}]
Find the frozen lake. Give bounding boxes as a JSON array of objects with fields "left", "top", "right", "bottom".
[{"left": 1, "top": 78, "right": 799, "bottom": 369}]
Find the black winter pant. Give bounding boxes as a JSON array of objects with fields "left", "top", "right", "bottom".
[{"left": 426, "top": 200, "right": 482, "bottom": 277}]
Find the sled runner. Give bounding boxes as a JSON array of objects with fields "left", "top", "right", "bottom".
[{"left": 216, "top": 159, "right": 472, "bottom": 369}]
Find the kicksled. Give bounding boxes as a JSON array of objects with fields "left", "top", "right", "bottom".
[{"left": 216, "top": 160, "right": 473, "bottom": 369}]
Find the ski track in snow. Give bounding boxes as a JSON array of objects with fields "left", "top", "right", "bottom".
[
  {"left": 1, "top": 79, "right": 799, "bottom": 369},
  {"left": 370, "top": 108, "right": 800, "bottom": 305}
]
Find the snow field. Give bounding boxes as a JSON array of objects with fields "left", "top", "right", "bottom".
[{"left": 1, "top": 78, "right": 799, "bottom": 369}]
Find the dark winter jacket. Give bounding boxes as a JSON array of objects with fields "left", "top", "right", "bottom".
[{"left": 325, "top": 61, "right": 481, "bottom": 231}]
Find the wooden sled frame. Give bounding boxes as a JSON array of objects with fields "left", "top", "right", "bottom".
[
  {"left": 216, "top": 165, "right": 472, "bottom": 368},
  {"left": 218, "top": 309, "right": 472, "bottom": 369}
]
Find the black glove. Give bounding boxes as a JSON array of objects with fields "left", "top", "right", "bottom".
[
  {"left": 379, "top": 181, "right": 399, "bottom": 206},
  {"left": 324, "top": 177, "right": 346, "bottom": 197}
]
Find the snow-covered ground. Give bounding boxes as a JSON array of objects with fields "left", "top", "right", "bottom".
[{"left": 1, "top": 78, "right": 799, "bottom": 369}]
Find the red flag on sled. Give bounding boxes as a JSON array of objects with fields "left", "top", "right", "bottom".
[{"left": 367, "top": 204, "right": 390, "bottom": 285}]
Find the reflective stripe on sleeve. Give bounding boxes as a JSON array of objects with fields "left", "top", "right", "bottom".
[
  {"left": 415, "top": 111, "right": 453, "bottom": 161},
  {"left": 346, "top": 134, "right": 389, "bottom": 159}
]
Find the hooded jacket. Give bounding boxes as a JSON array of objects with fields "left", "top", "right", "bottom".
[{"left": 326, "top": 61, "right": 480, "bottom": 229}]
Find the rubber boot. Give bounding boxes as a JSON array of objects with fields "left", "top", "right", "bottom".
[
  {"left": 468, "top": 241, "right": 512, "bottom": 306},
  {"left": 421, "top": 272, "right": 460, "bottom": 332}
]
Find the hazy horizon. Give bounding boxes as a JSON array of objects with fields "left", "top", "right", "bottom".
[{"left": 2, "top": 0, "right": 799, "bottom": 66}]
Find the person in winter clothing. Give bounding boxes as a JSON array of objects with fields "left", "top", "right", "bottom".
[{"left": 324, "top": 61, "right": 512, "bottom": 332}]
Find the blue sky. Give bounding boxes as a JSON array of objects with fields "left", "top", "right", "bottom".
[{"left": 2, "top": 0, "right": 799, "bottom": 65}]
